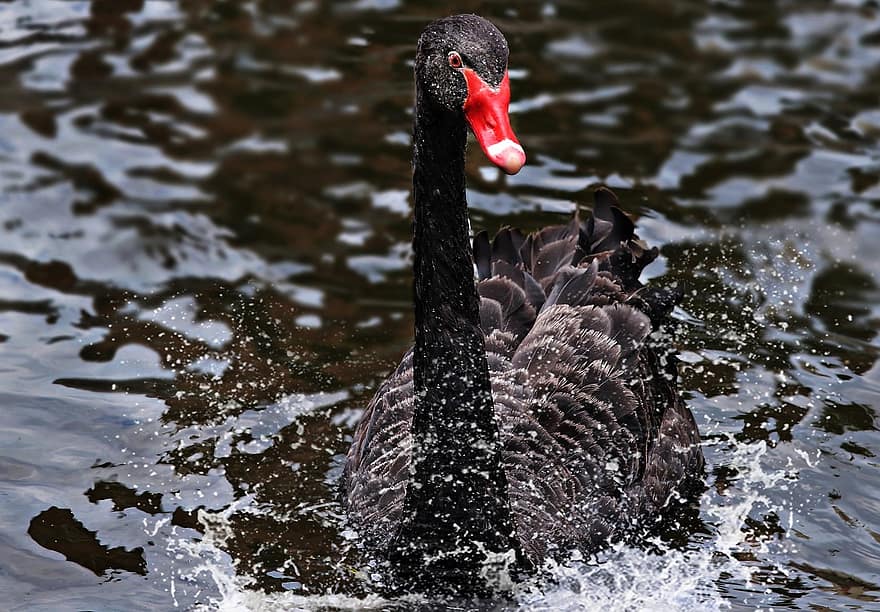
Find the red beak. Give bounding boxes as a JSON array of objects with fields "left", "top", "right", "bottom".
[{"left": 462, "top": 69, "right": 526, "bottom": 175}]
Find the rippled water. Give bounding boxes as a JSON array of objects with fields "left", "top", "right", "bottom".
[{"left": 1, "top": 1, "right": 878, "bottom": 610}]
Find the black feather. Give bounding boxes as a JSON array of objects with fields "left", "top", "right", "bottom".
[
  {"left": 532, "top": 238, "right": 577, "bottom": 286},
  {"left": 473, "top": 230, "right": 492, "bottom": 280},
  {"left": 544, "top": 261, "right": 599, "bottom": 308},
  {"left": 492, "top": 227, "right": 525, "bottom": 266},
  {"left": 346, "top": 176, "right": 703, "bottom": 579}
]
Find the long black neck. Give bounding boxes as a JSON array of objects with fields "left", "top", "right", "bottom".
[{"left": 389, "top": 89, "right": 520, "bottom": 592}]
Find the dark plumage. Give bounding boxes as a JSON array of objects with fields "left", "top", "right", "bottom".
[{"left": 343, "top": 14, "right": 703, "bottom": 595}]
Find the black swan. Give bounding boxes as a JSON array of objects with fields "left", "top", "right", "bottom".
[{"left": 344, "top": 14, "right": 703, "bottom": 593}]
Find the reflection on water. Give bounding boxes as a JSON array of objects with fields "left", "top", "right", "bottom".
[{"left": 0, "top": 0, "right": 878, "bottom": 610}]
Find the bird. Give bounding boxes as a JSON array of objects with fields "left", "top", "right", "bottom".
[{"left": 343, "top": 13, "right": 704, "bottom": 595}]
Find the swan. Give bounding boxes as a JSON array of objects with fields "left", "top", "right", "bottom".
[{"left": 343, "top": 14, "right": 703, "bottom": 593}]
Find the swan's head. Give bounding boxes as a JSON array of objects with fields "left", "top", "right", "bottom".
[{"left": 415, "top": 14, "right": 526, "bottom": 175}]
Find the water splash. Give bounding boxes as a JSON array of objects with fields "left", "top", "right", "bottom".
[
  {"left": 157, "top": 437, "right": 811, "bottom": 611},
  {"left": 163, "top": 497, "right": 390, "bottom": 611},
  {"left": 513, "top": 438, "right": 811, "bottom": 612}
]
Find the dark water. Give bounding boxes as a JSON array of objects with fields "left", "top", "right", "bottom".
[{"left": 1, "top": 0, "right": 878, "bottom": 610}]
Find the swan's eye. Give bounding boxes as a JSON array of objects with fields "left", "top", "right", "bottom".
[{"left": 448, "top": 52, "right": 462, "bottom": 69}]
